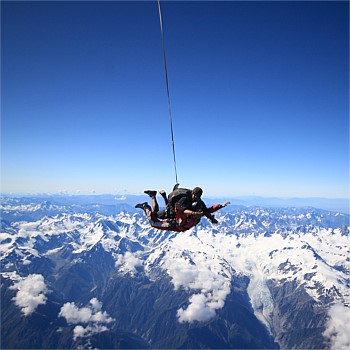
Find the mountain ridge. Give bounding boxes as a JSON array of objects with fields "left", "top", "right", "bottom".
[
  {"left": 1, "top": 196, "right": 349, "bottom": 349},
  {"left": 1, "top": 193, "right": 349, "bottom": 214}
]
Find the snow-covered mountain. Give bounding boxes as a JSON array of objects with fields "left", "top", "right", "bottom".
[{"left": 1, "top": 196, "right": 349, "bottom": 349}]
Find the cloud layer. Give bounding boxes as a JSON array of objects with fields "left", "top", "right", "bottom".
[
  {"left": 10, "top": 274, "right": 48, "bottom": 316},
  {"left": 164, "top": 251, "right": 231, "bottom": 323},
  {"left": 59, "top": 298, "right": 114, "bottom": 340},
  {"left": 116, "top": 251, "right": 142, "bottom": 274},
  {"left": 323, "top": 302, "right": 350, "bottom": 350}
]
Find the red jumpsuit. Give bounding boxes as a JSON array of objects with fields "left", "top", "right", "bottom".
[{"left": 142, "top": 204, "right": 224, "bottom": 232}]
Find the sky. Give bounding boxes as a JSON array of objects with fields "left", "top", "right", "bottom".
[{"left": 1, "top": 0, "right": 349, "bottom": 198}]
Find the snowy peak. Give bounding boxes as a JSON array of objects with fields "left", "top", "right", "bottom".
[{"left": 1, "top": 197, "right": 349, "bottom": 349}]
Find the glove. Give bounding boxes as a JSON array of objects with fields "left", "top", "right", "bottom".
[{"left": 210, "top": 216, "right": 218, "bottom": 224}]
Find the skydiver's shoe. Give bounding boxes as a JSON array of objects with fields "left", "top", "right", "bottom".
[
  {"left": 159, "top": 190, "right": 168, "bottom": 205},
  {"left": 144, "top": 190, "right": 157, "bottom": 197},
  {"left": 135, "top": 202, "right": 149, "bottom": 210},
  {"left": 173, "top": 183, "right": 179, "bottom": 191}
]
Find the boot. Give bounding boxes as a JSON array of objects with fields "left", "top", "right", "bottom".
[
  {"left": 144, "top": 190, "right": 157, "bottom": 198},
  {"left": 135, "top": 202, "right": 149, "bottom": 210}
]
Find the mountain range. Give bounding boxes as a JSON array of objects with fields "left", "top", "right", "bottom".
[{"left": 1, "top": 195, "right": 349, "bottom": 349}]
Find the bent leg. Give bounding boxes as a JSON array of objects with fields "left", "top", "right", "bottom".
[
  {"left": 151, "top": 197, "right": 160, "bottom": 213},
  {"left": 143, "top": 206, "right": 173, "bottom": 230},
  {"left": 160, "top": 190, "right": 168, "bottom": 205}
]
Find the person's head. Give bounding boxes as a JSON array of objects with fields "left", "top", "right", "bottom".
[{"left": 192, "top": 187, "right": 203, "bottom": 200}]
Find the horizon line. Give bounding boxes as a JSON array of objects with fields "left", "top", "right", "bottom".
[{"left": 1, "top": 192, "right": 349, "bottom": 201}]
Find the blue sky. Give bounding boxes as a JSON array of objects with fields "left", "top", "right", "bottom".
[{"left": 1, "top": 1, "right": 349, "bottom": 198}]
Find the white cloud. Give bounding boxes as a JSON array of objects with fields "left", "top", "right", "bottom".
[
  {"left": 164, "top": 260, "right": 198, "bottom": 290},
  {"left": 73, "top": 325, "right": 87, "bottom": 339},
  {"left": 177, "top": 293, "right": 216, "bottom": 323},
  {"left": 163, "top": 250, "right": 231, "bottom": 323},
  {"left": 177, "top": 283, "right": 231, "bottom": 323},
  {"left": 323, "top": 302, "right": 350, "bottom": 350},
  {"left": 73, "top": 325, "right": 108, "bottom": 341},
  {"left": 10, "top": 274, "right": 48, "bottom": 316},
  {"left": 59, "top": 298, "right": 113, "bottom": 324},
  {"left": 59, "top": 302, "right": 94, "bottom": 324},
  {"left": 116, "top": 251, "right": 142, "bottom": 274},
  {"left": 59, "top": 298, "right": 114, "bottom": 340},
  {"left": 89, "top": 297, "right": 102, "bottom": 312}
]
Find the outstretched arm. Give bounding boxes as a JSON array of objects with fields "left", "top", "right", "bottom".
[{"left": 209, "top": 201, "right": 231, "bottom": 213}]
